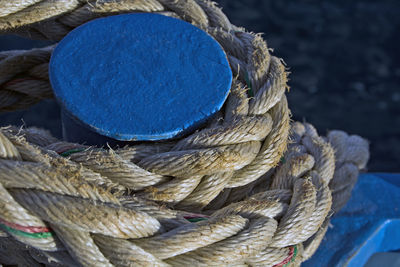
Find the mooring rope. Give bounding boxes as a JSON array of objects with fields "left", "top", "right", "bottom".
[{"left": 0, "top": 1, "right": 369, "bottom": 266}]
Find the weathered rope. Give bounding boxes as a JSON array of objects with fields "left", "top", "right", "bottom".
[
  {"left": 0, "top": 1, "right": 369, "bottom": 266},
  {"left": 0, "top": 123, "right": 369, "bottom": 266}
]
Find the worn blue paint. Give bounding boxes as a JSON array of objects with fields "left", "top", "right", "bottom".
[
  {"left": 49, "top": 13, "right": 232, "bottom": 142},
  {"left": 303, "top": 173, "right": 400, "bottom": 267}
]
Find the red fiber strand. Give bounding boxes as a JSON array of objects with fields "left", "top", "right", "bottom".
[
  {"left": 0, "top": 218, "right": 50, "bottom": 233},
  {"left": 273, "top": 246, "right": 295, "bottom": 267}
]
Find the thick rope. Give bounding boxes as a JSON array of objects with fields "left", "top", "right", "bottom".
[
  {"left": 0, "top": 122, "right": 369, "bottom": 266},
  {"left": 0, "top": 1, "right": 369, "bottom": 266}
]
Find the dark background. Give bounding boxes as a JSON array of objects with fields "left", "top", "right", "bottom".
[{"left": 1, "top": 0, "right": 399, "bottom": 172}]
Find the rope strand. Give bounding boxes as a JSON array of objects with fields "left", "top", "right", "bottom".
[{"left": 0, "top": 1, "right": 369, "bottom": 266}]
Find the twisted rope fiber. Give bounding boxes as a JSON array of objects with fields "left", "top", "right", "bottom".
[{"left": 0, "top": 1, "right": 369, "bottom": 266}]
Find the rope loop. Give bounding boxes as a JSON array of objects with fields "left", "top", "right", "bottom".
[{"left": 0, "top": 1, "right": 369, "bottom": 266}]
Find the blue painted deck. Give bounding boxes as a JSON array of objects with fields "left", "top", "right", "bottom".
[
  {"left": 303, "top": 173, "right": 400, "bottom": 267},
  {"left": 49, "top": 13, "right": 232, "bottom": 142}
]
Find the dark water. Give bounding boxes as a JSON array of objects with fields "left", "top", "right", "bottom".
[
  {"left": 216, "top": 0, "right": 400, "bottom": 172},
  {"left": 1, "top": 0, "right": 399, "bottom": 171}
]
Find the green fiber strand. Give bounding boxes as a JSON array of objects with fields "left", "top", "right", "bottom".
[
  {"left": 244, "top": 71, "right": 254, "bottom": 97},
  {"left": 0, "top": 223, "right": 53, "bottom": 239},
  {"left": 293, "top": 245, "right": 298, "bottom": 261},
  {"left": 60, "top": 148, "right": 85, "bottom": 157},
  {"left": 187, "top": 217, "right": 208, "bottom": 223}
]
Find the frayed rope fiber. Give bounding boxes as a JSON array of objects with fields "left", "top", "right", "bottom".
[{"left": 0, "top": 0, "right": 369, "bottom": 266}]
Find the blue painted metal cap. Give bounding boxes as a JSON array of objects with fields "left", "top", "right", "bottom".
[{"left": 49, "top": 13, "right": 232, "bottom": 144}]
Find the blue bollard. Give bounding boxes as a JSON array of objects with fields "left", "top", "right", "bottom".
[
  {"left": 49, "top": 13, "right": 232, "bottom": 146},
  {"left": 303, "top": 173, "right": 400, "bottom": 267}
]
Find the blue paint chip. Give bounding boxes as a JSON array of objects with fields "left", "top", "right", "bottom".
[{"left": 50, "top": 13, "right": 232, "bottom": 141}]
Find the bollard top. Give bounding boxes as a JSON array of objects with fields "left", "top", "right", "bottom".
[{"left": 50, "top": 13, "right": 232, "bottom": 141}]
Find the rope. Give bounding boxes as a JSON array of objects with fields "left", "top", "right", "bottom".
[{"left": 0, "top": 1, "right": 369, "bottom": 266}]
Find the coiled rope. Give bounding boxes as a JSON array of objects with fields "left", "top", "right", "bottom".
[{"left": 0, "top": 1, "right": 369, "bottom": 266}]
